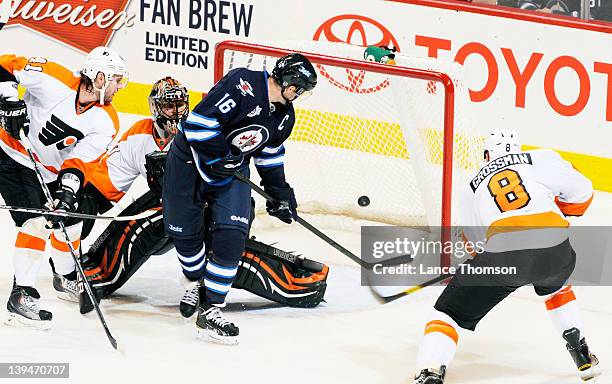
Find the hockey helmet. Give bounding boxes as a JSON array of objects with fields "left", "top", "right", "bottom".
[
  {"left": 81, "top": 46, "right": 128, "bottom": 104},
  {"left": 271, "top": 53, "right": 317, "bottom": 98},
  {"left": 483, "top": 129, "right": 521, "bottom": 161},
  {"left": 149, "top": 76, "right": 189, "bottom": 142}
]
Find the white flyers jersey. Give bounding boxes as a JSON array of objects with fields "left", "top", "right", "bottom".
[
  {"left": 89, "top": 119, "right": 167, "bottom": 202},
  {"left": 461, "top": 149, "right": 593, "bottom": 248},
  {"left": 0, "top": 55, "right": 119, "bottom": 183}
]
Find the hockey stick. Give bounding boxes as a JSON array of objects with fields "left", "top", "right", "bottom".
[
  {"left": 0, "top": 0, "right": 10, "bottom": 30},
  {"left": 0, "top": 203, "right": 159, "bottom": 221},
  {"left": 19, "top": 131, "right": 118, "bottom": 350},
  {"left": 234, "top": 172, "right": 413, "bottom": 270},
  {"left": 372, "top": 273, "right": 452, "bottom": 304}
]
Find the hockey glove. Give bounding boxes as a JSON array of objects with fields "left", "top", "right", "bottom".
[
  {"left": 204, "top": 145, "right": 244, "bottom": 179},
  {"left": 264, "top": 183, "right": 297, "bottom": 224},
  {"left": 48, "top": 172, "right": 82, "bottom": 227},
  {"left": 145, "top": 151, "right": 167, "bottom": 197},
  {"left": 0, "top": 98, "right": 29, "bottom": 139}
]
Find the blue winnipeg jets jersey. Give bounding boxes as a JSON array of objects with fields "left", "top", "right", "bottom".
[{"left": 172, "top": 68, "right": 295, "bottom": 187}]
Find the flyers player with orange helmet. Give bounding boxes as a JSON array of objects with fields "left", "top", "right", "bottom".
[
  {"left": 0, "top": 47, "right": 127, "bottom": 329},
  {"left": 413, "top": 129, "right": 599, "bottom": 384}
]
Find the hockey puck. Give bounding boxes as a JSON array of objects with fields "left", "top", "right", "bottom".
[{"left": 358, "top": 195, "right": 370, "bottom": 207}]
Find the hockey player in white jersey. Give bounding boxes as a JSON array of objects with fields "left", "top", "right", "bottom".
[
  {"left": 0, "top": 47, "right": 127, "bottom": 328},
  {"left": 413, "top": 129, "right": 600, "bottom": 383}
]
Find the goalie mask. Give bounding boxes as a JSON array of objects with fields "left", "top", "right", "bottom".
[
  {"left": 484, "top": 129, "right": 521, "bottom": 161},
  {"left": 149, "top": 77, "right": 189, "bottom": 146},
  {"left": 81, "top": 46, "right": 128, "bottom": 105}
]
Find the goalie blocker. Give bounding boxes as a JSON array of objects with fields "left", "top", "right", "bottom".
[{"left": 80, "top": 191, "right": 328, "bottom": 313}]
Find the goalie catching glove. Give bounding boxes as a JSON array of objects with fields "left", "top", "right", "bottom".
[
  {"left": 264, "top": 183, "right": 297, "bottom": 224},
  {"left": 0, "top": 98, "right": 30, "bottom": 138},
  {"left": 145, "top": 151, "right": 167, "bottom": 197}
]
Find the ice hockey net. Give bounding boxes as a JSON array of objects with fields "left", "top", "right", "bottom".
[{"left": 215, "top": 40, "right": 483, "bottom": 267}]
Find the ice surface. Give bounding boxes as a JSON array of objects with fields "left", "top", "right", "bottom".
[{"left": 0, "top": 113, "right": 609, "bottom": 384}]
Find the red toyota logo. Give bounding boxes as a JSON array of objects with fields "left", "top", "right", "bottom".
[{"left": 313, "top": 14, "right": 400, "bottom": 94}]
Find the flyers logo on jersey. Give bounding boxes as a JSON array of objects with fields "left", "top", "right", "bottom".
[
  {"left": 5, "top": 0, "right": 136, "bottom": 52},
  {"left": 39, "top": 115, "right": 84, "bottom": 150}
]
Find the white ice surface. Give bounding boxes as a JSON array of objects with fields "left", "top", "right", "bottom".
[{"left": 0, "top": 113, "right": 610, "bottom": 384}]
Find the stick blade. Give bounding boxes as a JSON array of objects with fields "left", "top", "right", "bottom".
[{"left": 110, "top": 336, "right": 118, "bottom": 350}]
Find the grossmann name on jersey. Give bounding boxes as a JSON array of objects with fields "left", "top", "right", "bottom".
[{"left": 470, "top": 153, "right": 533, "bottom": 192}]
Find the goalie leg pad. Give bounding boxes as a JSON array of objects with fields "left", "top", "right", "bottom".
[
  {"left": 233, "top": 239, "right": 329, "bottom": 308},
  {"left": 83, "top": 191, "right": 171, "bottom": 298}
]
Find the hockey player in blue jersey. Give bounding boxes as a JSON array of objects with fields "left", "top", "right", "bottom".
[{"left": 163, "top": 53, "right": 317, "bottom": 344}]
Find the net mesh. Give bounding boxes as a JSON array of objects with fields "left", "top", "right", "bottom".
[{"left": 219, "top": 41, "right": 483, "bottom": 230}]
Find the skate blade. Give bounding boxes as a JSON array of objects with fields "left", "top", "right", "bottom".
[
  {"left": 3, "top": 312, "right": 51, "bottom": 331},
  {"left": 55, "top": 290, "right": 79, "bottom": 303},
  {"left": 196, "top": 327, "right": 239, "bottom": 345}
]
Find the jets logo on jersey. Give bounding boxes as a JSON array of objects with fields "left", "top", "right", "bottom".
[
  {"left": 247, "top": 105, "right": 262, "bottom": 117},
  {"left": 39, "top": 115, "right": 84, "bottom": 150},
  {"left": 228, "top": 125, "right": 269, "bottom": 153},
  {"left": 236, "top": 78, "right": 254, "bottom": 97}
]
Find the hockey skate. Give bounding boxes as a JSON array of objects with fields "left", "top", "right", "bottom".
[
  {"left": 49, "top": 258, "right": 78, "bottom": 303},
  {"left": 414, "top": 366, "right": 446, "bottom": 384},
  {"left": 196, "top": 303, "right": 239, "bottom": 345},
  {"left": 5, "top": 279, "right": 52, "bottom": 330},
  {"left": 180, "top": 280, "right": 199, "bottom": 318},
  {"left": 52, "top": 271, "right": 79, "bottom": 303},
  {"left": 563, "top": 328, "right": 601, "bottom": 382}
]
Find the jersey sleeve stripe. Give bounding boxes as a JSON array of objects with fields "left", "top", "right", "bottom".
[
  {"left": 190, "top": 147, "right": 233, "bottom": 186},
  {"left": 253, "top": 154, "right": 284, "bottom": 167},
  {"left": 186, "top": 112, "right": 221, "bottom": 129},
  {"left": 261, "top": 144, "right": 284, "bottom": 154},
  {"left": 184, "top": 129, "right": 220, "bottom": 142},
  {"left": 554, "top": 194, "right": 594, "bottom": 217}
]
